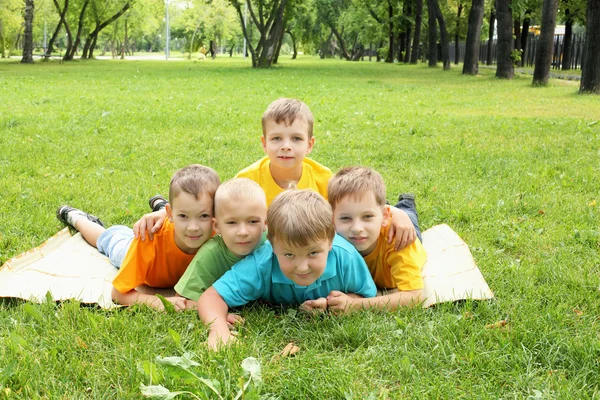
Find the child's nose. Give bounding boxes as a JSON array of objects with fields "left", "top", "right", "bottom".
[{"left": 238, "top": 224, "right": 248, "bottom": 235}]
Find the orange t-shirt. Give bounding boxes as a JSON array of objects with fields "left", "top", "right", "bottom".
[
  {"left": 112, "top": 219, "right": 195, "bottom": 293},
  {"left": 362, "top": 218, "right": 427, "bottom": 291}
]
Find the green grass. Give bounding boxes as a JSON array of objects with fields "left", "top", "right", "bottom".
[{"left": 1, "top": 56, "right": 599, "bottom": 399}]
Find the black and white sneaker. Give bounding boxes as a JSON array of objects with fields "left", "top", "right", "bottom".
[
  {"left": 148, "top": 195, "right": 168, "bottom": 212},
  {"left": 56, "top": 205, "right": 105, "bottom": 230}
]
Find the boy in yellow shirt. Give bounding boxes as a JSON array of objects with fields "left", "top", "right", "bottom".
[
  {"left": 323, "top": 166, "right": 427, "bottom": 311},
  {"left": 56, "top": 164, "right": 219, "bottom": 311}
]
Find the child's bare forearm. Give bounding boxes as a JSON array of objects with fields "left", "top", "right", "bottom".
[
  {"left": 355, "top": 289, "right": 422, "bottom": 311},
  {"left": 111, "top": 287, "right": 164, "bottom": 310},
  {"left": 197, "top": 288, "right": 230, "bottom": 337}
]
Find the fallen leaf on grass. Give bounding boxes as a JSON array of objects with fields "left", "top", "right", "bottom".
[
  {"left": 76, "top": 336, "right": 88, "bottom": 349},
  {"left": 485, "top": 319, "right": 508, "bottom": 329},
  {"left": 538, "top": 210, "right": 545, "bottom": 215},
  {"left": 270, "top": 343, "right": 300, "bottom": 362},
  {"left": 588, "top": 200, "right": 596, "bottom": 207},
  {"left": 573, "top": 309, "right": 583, "bottom": 316}
]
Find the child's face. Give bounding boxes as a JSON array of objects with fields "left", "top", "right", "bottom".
[
  {"left": 271, "top": 237, "right": 332, "bottom": 286},
  {"left": 166, "top": 191, "right": 214, "bottom": 255},
  {"left": 213, "top": 197, "right": 267, "bottom": 258},
  {"left": 261, "top": 118, "right": 315, "bottom": 173},
  {"left": 332, "top": 192, "right": 390, "bottom": 256}
]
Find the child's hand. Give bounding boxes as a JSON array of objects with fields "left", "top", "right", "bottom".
[
  {"left": 300, "top": 298, "right": 328, "bottom": 313},
  {"left": 388, "top": 208, "right": 416, "bottom": 251},
  {"left": 207, "top": 329, "right": 236, "bottom": 351},
  {"left": 226, "top": 313, "right": 245, "bottom": 329},
  {"left": 326, "top": 291, "right": 358, "bottom": 313},
  {"left": 133, "top": 210, "right": 167, "bottom": 241},
  {"left": 166, "top": 296, "right": 187, "bottom": 312}
]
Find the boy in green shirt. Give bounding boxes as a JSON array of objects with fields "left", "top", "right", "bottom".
[{"left": 174, "top": 178, "right": 268, "bottom": 307}]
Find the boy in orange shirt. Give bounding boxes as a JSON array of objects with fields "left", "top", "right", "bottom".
[
  {"left": 56, "top": 164, "right": 219, "bottom": 311},
  {"left": 324, "top": 166, "right": 427, "bottom": 311}
]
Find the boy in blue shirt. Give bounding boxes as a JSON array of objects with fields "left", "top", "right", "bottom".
[{"left": 197, "top": 189, "right": 377, "bottom": 349}]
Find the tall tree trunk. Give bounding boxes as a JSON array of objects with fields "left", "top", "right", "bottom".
[
  {"left": 21, "top": 0, "right": 35, "bottom": 63},
  {"left": 410, "top": 0, "right": 423, "bottom": 63},
  {"left": 455, "top": 2, "right": 463, "bottom": 64},
  {"left": 0, "top": 20, "right": 5, "bottom": 58},
  {"left": 386, "top": 2, "right": 394, "bottom": 62},
  {"left": 580, "top": 0, "right": 600, "bottom": 93},
  {"left": 427, "top": 0, "right": 438, "bottom": 66},
  {"left": 486, "top": 5, "right": 495, "bottom": 65},
  {"left": 209, "top": 40, "right": 217, "bottom": 59},
  {"left": 532, "top": 0, "right": 558, "bottom": 85},
  {"left": 513, "top": 18, "right": 521, "bottom": 51},
  {"left": 121, "top": 18, "right": 128, "bottom": 59},
  {"left": 432, "top": 0, "right": 450, "bottom": 69},
  {"left": 273, "top": 24, "right": 286, "bottom": 64},
  {"left": 46, "top": 0, "right": 68, "bottom": 58},
  {"left": 495, "top": 0, "right": 514, "bottom": 78},
  {"left": 81, "top": 1, "right": 131, "bottom": 59},
  {"left": 229, "top": 43, "right": 234, "bottom": 57},
  {"left": 286, "top": 29, "right": 297, "bottom": 59},
  {"left": 561, "top": 8, "right": 573, "bottom": 70},
  {"left": 65, "top": 0, "right": 90, "bottom": 60},
  {"left": 404, "top": 1, "right": 412, "bottom": 63},
  {"left": 189, "top": 24, "right": 199, "bottom": 59},
  {"left": 462, "top": 0, "right": 485, "bottom": 74},
  {"left": 520, "top": 10, "right": 530, "bottom": 66}
]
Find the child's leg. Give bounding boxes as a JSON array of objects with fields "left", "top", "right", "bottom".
[
  {"left": 394, "top": 193, "right": 422, "bottom": 242},
  {"left": 56, "top": 205, "right": 105, "bottom": 247},
  {"left": 74, "top": 219, "right": 105, "bottom": 248}
]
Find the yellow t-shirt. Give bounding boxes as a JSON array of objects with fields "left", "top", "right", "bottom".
[
  {"left": 112, "top": 219, "right": 195, "bottom": 293},
  {"left": 235, "top": 156, "right": 332, "bottom": 206},
  {"left": 362, "top": 218, "right": 427, "bottom": 291}
]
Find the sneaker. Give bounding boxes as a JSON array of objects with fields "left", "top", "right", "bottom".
[
  {"left": 398, "top": 193, "right": 415, "bottom": 202},
  {"left": 149, "top": 195, "right": 168, "bottom": 212},
  {"left": 56, "top": 205, "right": 105, "bottom": 230}
]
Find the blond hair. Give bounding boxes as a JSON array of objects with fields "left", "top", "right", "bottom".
[
  {"left": 169, "top": 164, "right": 220, "bottom": 205},
  {"left": 261, "top": 98, "right": 314, "bottom": 139},
  {"left": 214, "top": 178, "right": 267, "bottom": 216},
  {"left": 267, "top": 189, "right": 335, "bottom": 247},
  {"left": 327, "top": 166, "right": 387, "bottom": 209}
]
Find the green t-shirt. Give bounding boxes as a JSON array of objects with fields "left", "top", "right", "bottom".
[{"left": 174, "top": 233, "right": 267, "bottom": 301}]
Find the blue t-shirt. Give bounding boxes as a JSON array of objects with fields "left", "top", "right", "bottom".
[{"left": 212, "top": 234, "right": 377, "bottom": 307}]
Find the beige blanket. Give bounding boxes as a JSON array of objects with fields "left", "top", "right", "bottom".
[{"left": 0, "top": 224, "right": 493, "bottom": 309}]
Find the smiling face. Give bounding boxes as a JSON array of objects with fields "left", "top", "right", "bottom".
[
  {"left": 213, "top": 197, "right": 267, "bottom": 258},
  {"left": 166, "top": 191, "right": 214, "bottom": 255},
  {"left": 332, "top": 192, "right": 390, "bottom": 256},
  {"left": 261, "top": 118, "right": 315, "bottom": 177},
  {"left": 271, "top": 237, "right": 332, "bottom": 286}
]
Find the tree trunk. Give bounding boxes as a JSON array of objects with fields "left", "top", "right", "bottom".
[
  {"left": 410, "top": 0, "right": 423, "bottom": 63},
  {"left": 520, "top": 10, "right": 530, "bottom": 66},
  {"left": 121, "top": 18, "right": 128, "bottom": 59},
  {"left": 580, "top": 0, "right": 600, "bottom": 93},
  {"left": 486, "top": 6, "right": 495, "bottom": 65},
  {"left": 81, "top": 1, "right": 131, "bottom": 59},
  {"left": 495, "top": 0, "right": 514, "bottom": 78},
  {"left": 513, "top": 18, "right": 521, "bottom": 51},
  {"left": 209, "top": 40, "right": 217, "bottom": 58},
  {"left": 431, "top": 0, "right": 450, "bottom": 69},
  {"left": 286, "top": 29, "right": 297, "bottom": 59},
  {"left": 0, "top": 20, "right": 5, "bottom": 58},
  {"left": 21, "top": 0, "right": 35, "bottom": 63},
  {"left": 532, "top": 0, "right": 558, "bottom": 85},
  {"left": 462, "top": 0, "right": 485, "bottom": 74},
  {"left": 404, "top": 1, "right": 412, "bottom": 63},
  {"left": 561, "top": 9, "right": 573, "bottom": 70},
  {"left": 455, "top": 3, "right": 463, "bottom": 64},
  {"left": 65, "top": 0, "right": 90, "bottom": 60},
  {"left": 386, "top": 2, "right": 394, "bottom": 62},
  {"left": 427, "top": 0, "right": 438, "bottom": 66},
  {"left": 273, "top": 24, "right": 286, "bottom": 64},
  {"left": 46, "top": 0, "right": 68, "bottom": 58},
  {"left": 229, "top": 44, "right": 234, "bottom": 57}
]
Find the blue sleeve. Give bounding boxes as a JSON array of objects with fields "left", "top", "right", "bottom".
[
  {"left": 339, "top": 247, "right": 377, "bottom": 298},
  {"left": 212, "top": 251, "right": 269, "bottom": 308}
]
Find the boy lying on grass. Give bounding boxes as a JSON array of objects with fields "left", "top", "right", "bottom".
[
  {"left": 325, "top": 166, "right": 427, "bottom": 311},
  {"left": 198, "top": 189, "right": 377, "bottom": 350},
  {"left": 134, "top": 98, "right": 417, "bottom": 250},
  {"left": 56, "top": 164, "right": 219, "bottom": 311}
]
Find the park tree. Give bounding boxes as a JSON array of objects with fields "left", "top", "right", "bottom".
[
  {"left": 486, "top": 3, "right": 495, "bottom": 65},
  {"left": 81, "top": 0, "right": 131, "bottom": 59},
  {"left": 362, "top": 0, "right": 398, "bottom": 63},
  {"left": 559, "top": 0, "right": 586, "bottom": 70},
  {"left": 230, "top": 0, "right": 290, "bottom": 68},
  {"left": 21, "top": 0, "right": 35, "bottom": 63},
  {"left": 579, "top": 0, "right": 600, "bottom": 93},
  {"left": 495, "top": 0, "right": 514, "bottom": 78},
  {"left": 427, "top": 0, "right": 450, "bottom": 69},
  {"left": 532, "top": 0, "right": 558, "bottom": 85},
  {"left": 0, "top": 0, "right": 23, "bottom": 58},
  {"left": 409, "top": 0, "right": 423, "bottom": 63},
  {"left": 462, "top": 0, "right": 484, "bottom": 74}
]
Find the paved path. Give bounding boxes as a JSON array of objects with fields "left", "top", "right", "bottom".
[{"left": 479, "top": 65, "right": 581, "bottom": 81}]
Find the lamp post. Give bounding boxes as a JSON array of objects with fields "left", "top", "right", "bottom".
[{"left": 165, "top": 0, "right": 171, "bottom": 59}]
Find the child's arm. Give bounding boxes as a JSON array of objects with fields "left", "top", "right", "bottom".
[
  {"left": 111, "top": 287, "right": 187, "bottom": 311},
  {"left": 388, "top": 207, "right": 416, "bottom": 251},
  {"left": 327, "top": 289, "right": 422, "bottom": 312},
  {"left": 132, "top": 209, "right": 168, "bottom": 241},
  {"left": 197, "top": 287, "right": 235, "bottom": 350},
  {"left": 300, "top": 297, "right": 328, "bottom": 312}
]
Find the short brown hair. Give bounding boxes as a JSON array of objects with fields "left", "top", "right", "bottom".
[
  {"left": 261, "top": 98, "right": 314, "bottom": 139},
  {"left": 169, "top": 164, "right": 220, "bottom": 205},
  {"left": 267, "top": 189, "right": 335, "bottom": 247},
  {"left": 214, "top": 178, "right": 266, "bottom": 216},
  {"left": 327, "top": 166, "right": 387, "bottom": 209}
]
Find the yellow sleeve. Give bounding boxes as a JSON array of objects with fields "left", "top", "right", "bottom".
[{"left": 386, "top": 239, "right": 427, "bottom": 291}]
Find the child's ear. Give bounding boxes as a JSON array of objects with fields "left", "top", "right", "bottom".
[
  {"left": 212, "top": 218, "right": 221, "bottom": 234},
  {"left": 261, "top": 135, "right": 267, "bottom": 153},
  {"left": 381, "top": 205, "right": 391, "bottom": 226},
  {"left": 306, "top": 136, "right": 315, "bottom": 155},
  {"left": 165, "top": 204, "right": 174, "bottom": 222}
]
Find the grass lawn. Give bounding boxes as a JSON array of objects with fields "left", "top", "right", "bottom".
[{"left": 0, "top": 56, "right": 599, "bottom": 399}]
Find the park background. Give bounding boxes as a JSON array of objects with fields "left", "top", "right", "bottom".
[{"left": 2, "top": 0, "right": 600, "bottom": 398}]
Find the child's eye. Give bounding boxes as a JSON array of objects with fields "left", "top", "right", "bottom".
[
  {"left": 249, "top": 219, "right": 260, "bottom": 224},
  {"left": 308, "top": 251, "right": 319, "bottom": 257},
  {"left": 340, "top": 216, "right": 351, "bottom": 221},
  {"left": 200, "top": 214, "right": 212, "bottom": 220},
  {"left": 284, "top": 253, "right": 294, "bottom": 258},
  {"left": 293, "top": 137, "right": 303, "bottom": 142},
  {"left": 271, "top": 136, "right": 281, "bottom": 141},
  {"left": 226, "top": 221, "right": 237, "bottom": 225},
  {"left": 364, "top": 215, "right": 374, "bottom": 219},
  {"left": 178, "top": 214, "right": 187, "bottom": 219}
]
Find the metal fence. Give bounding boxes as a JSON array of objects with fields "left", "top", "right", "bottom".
[{"left": 449, "top": 33, "right": 585, "bottom": 70}]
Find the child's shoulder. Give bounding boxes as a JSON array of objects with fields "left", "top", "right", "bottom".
[
  {"left": 303, "top": 157, "right": 332, "bottom": 174},
  {"left": 236, "top": 156, "right": 269, "bottom": 177}
]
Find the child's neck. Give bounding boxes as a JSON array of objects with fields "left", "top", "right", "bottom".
[{"left": 269, "top": 163, "right": 303, "bottom": 189}]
